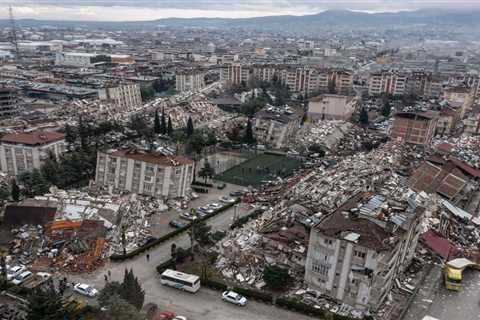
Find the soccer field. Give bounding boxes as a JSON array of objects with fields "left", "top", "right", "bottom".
[{"left": 215, "top": 153, "right": 302, "bottom": 187}]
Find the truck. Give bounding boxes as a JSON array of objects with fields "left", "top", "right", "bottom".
[{"left": 443, "top": 258, "right": 480, "bottom": 291}]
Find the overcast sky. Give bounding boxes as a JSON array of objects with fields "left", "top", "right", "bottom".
[{"left": 1, "top": 1, "right": 479, "bottom": 21}]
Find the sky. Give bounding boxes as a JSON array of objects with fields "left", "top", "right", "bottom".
[{"left": 1, "top": 1, "right": 480, "bottom": 21}]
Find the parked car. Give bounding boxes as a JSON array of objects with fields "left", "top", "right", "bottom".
[
  {"left": 222, "top": 291, "right": 248, "bottom": 306},
  {"left": 155, "top": 311, "right": 175, "bottom": 319},
  {"left": 208, "top": 202, "right": 222, "bottom": 210},
  {"left": 12, "top": 271, "right": 32, "bottom": 285},
  {"left": 216, "top": 183, "right": 226, "bottom": 190},
  {"left": 169, "top": 220, "right": 186, "bottom": 229},
  {"left": 73, "top": 283, "right": 98, "bottom": 297},
  {"left": 173, "top": 317, "right": 188, "bottom": 320},
  {"left": 197, "top": 206, "right": 214, "bottom": 214},
  {"left": 7, "top": 265, "right": 26, "bottom": 281},
  {"left": 180, "top": 212, "right": 197, "bottom": 221},
  {"left": 220, "top": 196, "right": 236, "bottom": 204},
  {"left": 229, "top": 190, "right": 244, "bottom": 197}
]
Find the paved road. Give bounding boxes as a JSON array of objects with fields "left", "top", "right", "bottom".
[
  {"left": 66, "top": 200, "right": 313, "bottom": 320},
  {"left": 405, "top": 264, "right": 480, "bottom": 320}
]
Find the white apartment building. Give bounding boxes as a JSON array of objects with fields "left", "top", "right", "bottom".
[
  {"left": 175, "top": 70, "right": 206, "bottom": 93},
  {"left": 0, "top": 131, "right": 66, "bottom": 175},
  {"left": 308, "top": 94, "right": 358, "bottom": 120},
  {"left": 220, "top": 64, "right": 251, "bottom": 86},
  {"left": 98, "top": 83, "right": 142, "bottom": 111},
  {"left": 368, "top": 71, "right": 408, "bottom": 96},
  {"left": 305, "top": 194, "right": 424, "bottom": 311},
  {"left": 95, "top": 149, "right": 195, "bottom": 199}
]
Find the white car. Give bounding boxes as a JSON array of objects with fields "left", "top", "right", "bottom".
[
  {"left": 209, "top": 203, "right": 223, "bottom": 210},
  {"left": 7, "top": 265, "right": 26, "bottom": 281},
  {"left": 173, "top": 317, "right": 188, "bottom": 320},
  {"left": 12, "top": 271, "right": 32, "bottom": 285},
  {"left": 222, "top": 291, "right": 248, "bottom": 306},
  {"left": 220, "top": 196, "right": 236, "bottom": 204},
  {"left": 73, "top": 283, "right": 98, "bottom": 297}
]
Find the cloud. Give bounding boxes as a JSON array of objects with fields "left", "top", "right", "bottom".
[{"left": 1, "top": 1, "right": 480, "bottom": 20}]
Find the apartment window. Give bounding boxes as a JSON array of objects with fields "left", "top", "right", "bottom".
[
  {"left": 324, "top": 239, "right": 333, "bottom": 246},
  {"left": 311, "top": 263, "right": 329, "bottom": 276},
  {"left": 354, "top": 250, "right": 366, "bottom": 259}
]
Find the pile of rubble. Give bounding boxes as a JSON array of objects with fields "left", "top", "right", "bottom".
[
  {"left": 0, "top": 304, "right": 24, "bottom": 320},
  {"left": 293, "top": 120, "right": 387, "bottom": 156},
  {"left": 433, "top": 135, "right": 480, "bottom": 169}
]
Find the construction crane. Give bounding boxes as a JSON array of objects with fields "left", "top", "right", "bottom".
[{"left": 8, "top": 5, "right": 20, "bottom": 63}]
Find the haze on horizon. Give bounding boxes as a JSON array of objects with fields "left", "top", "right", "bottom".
[{"left": 1, "top": 0, "right": 480, "bottom": 21}]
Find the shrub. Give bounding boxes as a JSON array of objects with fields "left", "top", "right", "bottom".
[
  {"left": 276, "top": 298, "right": 325, "bottom": 317},
  {"left": 156, "top": 259, "right": 175, "bottom": 274},
  {"left": 263, "top": 265, "right": 291, "bottom": 290},
  {"left": 202, "top": 279, "right": 228, "bottom": 291},
  {"left": 232, "top": 286, "right": 273, "bottom": 304},
  {"left": 191, "top": 181, "right": 213, "bottom": 188}
]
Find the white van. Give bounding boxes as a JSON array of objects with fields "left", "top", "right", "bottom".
[{"left": 12, "top": 271, "right": 32, "bottom": 285}]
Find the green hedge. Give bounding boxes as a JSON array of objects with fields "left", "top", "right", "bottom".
[
  {"left": 232, "top": 286, "right": 273, "bottom": 304},
  {"left": 111, "top": 200, "right": 239, "bottom": 261},
  {"left": 276, "top": 297, "right": 325, "bottom": 318},
  {"left": 156, "top": 259, "right": 175, "bottom": 274},
  {"left": 202, "top": 279, "right": 228, "bottom": 291},
  {"left": 192, "top": 181, "right": 213, "bottom": 187},
  {"left": 230, "top": 208, "right": 265, "bottom": 230}
]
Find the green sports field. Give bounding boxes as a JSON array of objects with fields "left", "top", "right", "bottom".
[{"left": 215, "top": 153, "right": 302, "bottom": 187}]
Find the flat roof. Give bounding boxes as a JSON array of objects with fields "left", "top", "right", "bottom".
[
  {"left": 1, "top": 131, "right": 65, "bottom": 145},
  {"left": 106, "top": 149, "right": 194, "bottom": 166},
  {"left": 161, "top": 269, "right": 199, "bottom": 283}
]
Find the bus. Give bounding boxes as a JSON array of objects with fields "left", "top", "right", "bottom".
[
  {"left": 160, "top": 269, "right": 200, "bottom": 293},
  {"left": 444, "top": 265, "right": 462, "bottom": 291}
]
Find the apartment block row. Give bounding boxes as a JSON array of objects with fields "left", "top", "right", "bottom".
[
  {"left": 175, "top": 69, "right": 206, "bottom": 93},
  {"left": 220, "top": 64, "right": 354, "bottom": 96},
  {"left": 368, "top": 70, "right": 479, "bottom": 99}
]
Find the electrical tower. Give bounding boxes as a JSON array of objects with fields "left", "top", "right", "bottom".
[{"left": 8, "top": 5, "right": 20, "bottom": 62}]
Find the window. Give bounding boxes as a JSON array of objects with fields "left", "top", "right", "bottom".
[
  {"left": 324, "top": 239, "right": 333, "bottom": 246},
  {"left": 311, "top": 263, "right": 329, "bottom": 276},
  {"left": 354, "top": 250, "right": 366, "bottom": 259}
]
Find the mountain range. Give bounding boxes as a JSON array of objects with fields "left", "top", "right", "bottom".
[{"left": 1, "top": 9, "right": 480, "bottom": 33}]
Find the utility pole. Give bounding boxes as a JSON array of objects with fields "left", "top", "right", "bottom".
[{"left": 9, "top": 5, "right": 20, "bottom": 63}]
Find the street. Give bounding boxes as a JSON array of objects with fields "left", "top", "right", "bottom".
[
  {"left": 405, "top": 265, "right": 480, "bottom": 320},
  {"left": 65, "top": 186, "right": 314, "bottom": 320}
]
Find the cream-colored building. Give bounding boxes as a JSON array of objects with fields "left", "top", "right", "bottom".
[
  {"left": 175, "top": 70, "right": 206, "bottom": 93},
  {"left": 0, "top": 131, "right": 66, "bottom": 175},
  {"left": 308, "top": 94, "right": 358, "bottom": 120},
  {"left": 95, "top": 149, "right": 194, "bottom": 199},
  {"left": 368, "top": 71, "right": 408, "bottom": 96},
  {"left": 98, "top": 83, "right": 142, "bottom": 111}
]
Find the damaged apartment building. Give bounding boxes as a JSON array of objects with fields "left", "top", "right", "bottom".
[
  {"left": 305, "top": 192, "right": 425, "bottom": 312},
  {"left": 95, "top": 148, "right": 194, "bottom": 199}
]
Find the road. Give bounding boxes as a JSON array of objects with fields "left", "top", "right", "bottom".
[
  {"left": 405, "top": 264, "right": 480, "bottom": 320},
  {"left": 66, "top": 194, "right": 314, "bottom": 320}
]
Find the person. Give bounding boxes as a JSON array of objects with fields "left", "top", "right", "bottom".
[
  {"left": 108, "top": 270, "right": 111, "bottom": 277},
  {"left": 104, "top": 274, "right": 108, "bottom": 282},
  {"left": 146, "top": 254, "right": 150, "bottom": 262}
]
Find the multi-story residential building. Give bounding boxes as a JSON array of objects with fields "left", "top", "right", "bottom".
[
  {"left": 305, "top": 193, "right": 424, "bottom": 311},
  {"left": 390, "top": 111, "right": 438, "bottom": 146},
  {"left": 436, "top": 108, "right": 458, "bottom": 136},
  {"left": 98, "top": 83, "right": 142, "bottom": 111},
  {"left": 368, "top": 70, "right": 408, "bottom": 96},
  {"left": 308, "top": 94, "right": 358, "bottom": 120},
  {"left": 95, "top": 149, "right": 194, "bottom": 199},
  {"left": 55, "top": 52, "right": 110, "bottom": 67},
  {"left": 331, "top": 70, "right": 354, "bottom": 95},
  {"left": 463, "top": 114, "right": 480, "bottom": 136},
  {"left": 253, "top": 105, "right": 303, "bottom": 149},
  {"left": 175, "top": 69, "right": 206, "bottom": 93},
  {"left": 0, "top": 87, "right": 19, "bottom": 119},
  {"left": 0, "top": 131, "right": 66, "bottom": 175},
  {"left": 220, "top": 64, "right": 251, "bottom": 87},
  {"left": 423, "top": 74, "right": 445, "bottom": 99},
  {"left": 443, "top": 86, "right": 474, "bottom": 119}
]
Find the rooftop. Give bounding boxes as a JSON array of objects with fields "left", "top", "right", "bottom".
[
  {"left": 106, "top": 149, "right": 194, "bottom": 166},
  {"left": 1, "top": 131, "right": 65, "bottom": 145}
]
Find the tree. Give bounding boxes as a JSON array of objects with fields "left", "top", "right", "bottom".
[
  {"left": 41, "top": 152, "right": 60, "bottom": 187},
  {"left": 0, "top": 184, "right": 10, "bottom": 202},
  {"left": 77, "top": 116, "right": 91, "bottom": 152},
  {"left": 186, "top": 132, "right": 205, "bottom": 155},
  {"left": 11, "top": 179, "right": 20, "bottom": 202},
  {"left": 186, "top": 117, "right": 194, "bottom": 137},
  {"left": 198, "top": 161, "right": 215, "bottom": 184},
  {"left": 140, "top": 86, "right": 155, "bottom": 102},
  {"left": 25, "top": 288, "right": 66, "bottom": 320},
  {"left": 244, "top": 119, "right": 255, "bottom": 144},
  {"left": 170, "top": 243, "right": 177, "bottom": 269},
  {"left": 381, "top": 100, "right": 392, "bottom": 118},
  {"left": 161, "top": 109, "right": 167, "bottom": 135},
  {"left": 98, "top": 281, "right": 123, "bottom": 308},
  {"left": 64, "top": 123, "right": 76, "bottom": 149},
  {"left": 167, "top": 116, "right": 173, "bottom": 136},
  {"left": 309, "top": 144, "right": 325, "bottom": 157},
  {"left": 31, "top": 169, "right": 51, "bottom": 196},
  {"left": 100, "top": 295, "right": 142, "bottom": 320},
  {"left": 154, "top": 109, "right": 161, "bottom": 134},
  {"left": 359, "top": 107, "right": 369, "bottom": 125},
  {"left": 120, "top": 269, "right": 145, "bottom": 310},
  {"left": 263, "top": 265, "right": 291, "bottom": 290},
  {"left": 328, "top": 79, "right": 337, "bottom": 94},
  {"left": 193, "top": 220, "right": 212, "bottom": 246}
]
